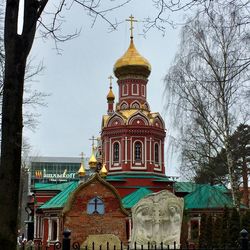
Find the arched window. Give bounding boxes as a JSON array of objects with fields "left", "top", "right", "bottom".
[
  {"left": 155, "top": 143, "right": 159, "bottom": 164},
  {"left": 135, "top": 142, "right": 142, "bottom": 161},
  {"left": 87, "top": 197, "right": 104, "bottom": 215},
  {"left": 113, "top": 142, "right": 119, "bottom": 162}
]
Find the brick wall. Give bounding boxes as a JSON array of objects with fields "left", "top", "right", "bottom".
[{"left": 64, "top": 178, "right": 129, "bottom": 245}]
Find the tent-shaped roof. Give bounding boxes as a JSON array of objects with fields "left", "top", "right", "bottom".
[
  {"left": 122, "top": 187, "right": 153, "bottom": 208},
  {"left": 184, "top": 184, "right": 233, "bottom": 209},
  {"left": 40, "top": 181, "right": 78, "bottom": 209}
]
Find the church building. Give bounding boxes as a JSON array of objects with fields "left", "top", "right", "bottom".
[
  {"left": 101, "top": 20, "right": 173, "bottom": 198},
  {"left": 28, "top": 17, "right": 240, "bottom": 249},
  {"left": 31, "top": 19, "right": 175, "bottom": 248}
]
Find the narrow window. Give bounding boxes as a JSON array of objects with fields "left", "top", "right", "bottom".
[
  {"left": 155, "top": 144, "right": 159, "bottom": 164},
  {"left": 113, "top": 142, "right": 119, "bottom": 162},
  {"left": 87, "top": 197, "right": 105, "bottom": 215},
  {"left": 51, "top": 220, "right": 57, "bottom": 241},
  {"left": 135, "top": 142, "right": 142, "bottom": 161}
]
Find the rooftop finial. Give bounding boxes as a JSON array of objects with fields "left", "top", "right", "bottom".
[
  {"left": 108, "top": 75, "right": 113, "bottom": 89},
  {"left": 126, "top": 15, "right": 138, "bottom": 39},
  {"left": 80, "top": 152, "right": 85, "bottom": 160},
  {"left": 89, "top": 136, "right": 97, "bottom": 150},
  {"left": 78, "top": 152, "right": 86, "bottom": 177},
  {"left": 88, "top": 136, "right": 98, "bottom": 169}
]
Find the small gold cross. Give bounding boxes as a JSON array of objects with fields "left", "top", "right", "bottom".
[
  {"left": 108, "top": 75, "right": 113, "bottom": 88},
  {"left": 126, "top": 15, "right": 138, "bottom": 39}
]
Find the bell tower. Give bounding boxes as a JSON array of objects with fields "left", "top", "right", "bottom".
[{"left": 101, "top": 16, "right": 166, "bottom": 176}]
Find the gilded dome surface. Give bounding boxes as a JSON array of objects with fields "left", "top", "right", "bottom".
[
  {"left": 114, "top": 39, "right": 151, "bottom": 78},
  {"left": 107, "top": 88, "right": 115, "bottom": 100}
]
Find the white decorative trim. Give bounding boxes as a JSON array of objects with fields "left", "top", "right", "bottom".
[
  {"left": 109, "top": 138, "right": 111, "bottom": 170},
  {"left": 110, "top": 138, "right": 122, "bottom": 170},
  {"left": 56, "top": 218, "right": 59, "bottom": 241},
  {"left": 131, "top": 165, "right": 147, "bottom": 170},
  {"left": 128, "top": 113, "right": 150, "bottom": 126},
  {"left": 120, "top": 101, "right": 129, "bottom": 110},
  {"left": 122, "top": 84, "right": 128, "bottom": 96},
  {"left": 130, "top": 137, "right": 132, "bottom": 169},
  {"left": 132, "top": 84, "right": 139, "bottom": 95},
  {"left": 130, "top": 100, "right": 140, "bottom": 109},
  {"left": 149, "top": 138, "right": 152, "bottom": 164},
  {"left": 112, "top": 140, "right": 121, "bottom": 164},
  {"left": 104, "top": 139, "right": 107, "bottom": 162},
  {"left": 125, "top": 137, "right": 127, "bottom": 164},
  {"left": 154, "top": 140, "right": 162, "bottom": 171},
  {"left": 48, "top": 218, "right": 51, "bottom": 241},
  {"left": 142, "top": 85, "right": 145, "bottom": 97},
  {"left": 144, "top": 137, "right": 147, "bottom": 169},
  {"left": 110, "top": 165, "right": 122, "bottom": 170},
  {"left": 131, "top": 139, "right": 147, "bottom": 170}
]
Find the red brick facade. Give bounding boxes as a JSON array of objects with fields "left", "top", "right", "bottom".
[{"left": 63, "top": 175, "right": 129, "bottom": 244}]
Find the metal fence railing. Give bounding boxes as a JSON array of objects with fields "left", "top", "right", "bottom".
[{"left": 18, "top": 229, "right": 249, "bottom": 250}]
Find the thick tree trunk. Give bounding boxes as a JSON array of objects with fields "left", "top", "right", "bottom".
[
  {"left": 0, "top": 42, "right": 26, "bottom": 249},
  {"left": 0, "top": 1, "right": 26, "bottom": 248},
  {"left": 0, "top": 0, "right": 46, "bottom": 247}
]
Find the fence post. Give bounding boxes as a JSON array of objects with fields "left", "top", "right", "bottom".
[
  {"left": 62, "top": 229, "right": 71, "bottom": 250},
  {"left": 240, "top": 229, "right": 248, "bottom": 250}
]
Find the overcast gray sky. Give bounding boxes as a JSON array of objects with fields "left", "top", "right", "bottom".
[{"left": 24, "top": 1, "right": 185, "bottom": 176}]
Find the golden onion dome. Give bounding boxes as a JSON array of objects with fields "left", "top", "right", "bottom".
[
  {"left": 107, "top": 87, "right": 115, "bottom": 101},
  {"left": 78, "top": 162, "right": 86, "bottom": 177},
  {"left": 88, "top": 151, "right": 97, "bottom": 168},
  {"left": 114, "top": 39, "right": 151, "bottom": 78},
  {"left": 100, "top": 163, "right": 108, "bottom": 177}
]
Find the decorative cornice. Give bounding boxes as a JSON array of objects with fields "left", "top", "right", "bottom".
[{"left": 102, "top": 126, "right": 166, "bottom": 137}]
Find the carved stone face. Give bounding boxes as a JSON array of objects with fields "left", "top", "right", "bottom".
[{"left": 131, "top": 190, "right": 184, "bottom": 247}]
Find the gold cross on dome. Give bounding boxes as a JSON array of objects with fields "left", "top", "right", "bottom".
[
  {"left": 126, "top": 15, "right": 138, "bottom": 39},
  {"left": 89, "top": 136, "right": 97, "bottom": 149},
  {"left": 108, "top": 75, "right": 113, "bottom": 88}
]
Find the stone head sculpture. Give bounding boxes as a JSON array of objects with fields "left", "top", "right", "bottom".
[{"left": 131, "top": 190, "right": 184, "bottom": 247}]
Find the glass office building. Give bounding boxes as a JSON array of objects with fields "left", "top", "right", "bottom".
[{"left": 30, "top": 156, "right": 89, "bottom": 183}]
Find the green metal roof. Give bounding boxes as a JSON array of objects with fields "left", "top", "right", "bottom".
[
  {"left": 184, "top": 185, "right": 234, "bottom": 209},
  {"left": 106, "top": 173, "right": 171, "bottom": 182},
  {"left": 174, "top": 182, "right": 201, "bottom": 193},
  {"left": 34, "top": 181, "right": 75, "bottom": 191},
  {"left": 122, "top": 187, "right": 153, "bottom": 208},
  {"left": 174, "top": 182, "right": 228, "bottom": 194},
  {"left": 40, "top": 182, "right": 78, "bottom": 209}
]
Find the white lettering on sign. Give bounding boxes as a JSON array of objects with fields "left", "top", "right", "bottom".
[{"left": 43, "top": 173, "right": 76, "bottom": 179}]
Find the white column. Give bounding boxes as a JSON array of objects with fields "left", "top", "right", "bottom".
[
  {"left": 159, "top": 140, "right": 162, "bottom": 169},
  {"left": 48, "top": 218, "right": 51, "bottom": 242},
  {"left": 129, "top": 218, "right": 132, "bottom": 241},
  {"left": 109, "top": 138, "right": 111, "bottom": 169},
  {"left": 56, "top": 218, "right": 60, "bottom": 241},
  {"left": 144, "top": 137, "right": 146, "bottom": 165},
  {"left": 149, "top": 138, "right": 152, "bottom": 164},
  {"left": 125, "top": 137, "right": 127, "bottom": 164},
  {"left": 130, "top": 138, "right": 133, "bottom": 168}
]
